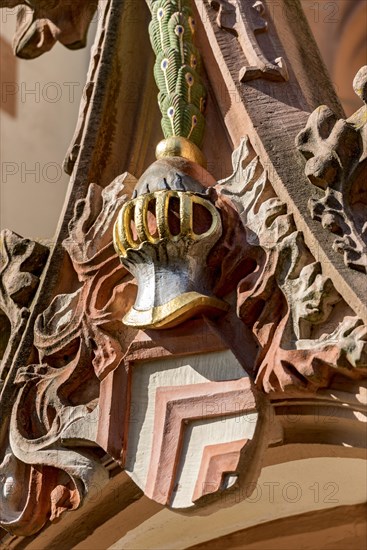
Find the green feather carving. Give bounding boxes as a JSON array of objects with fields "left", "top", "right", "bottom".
[{"left": 147, "top": 0, "right": 207, "bottom": 148}]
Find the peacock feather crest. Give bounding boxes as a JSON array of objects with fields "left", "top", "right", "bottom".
[{"left": 147, "top": 0, "right": 207, "bottom": 149}]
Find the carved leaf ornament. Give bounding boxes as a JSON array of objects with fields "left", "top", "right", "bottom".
[
  {"left": 297, "top": 66, "right": 367, "bottom": 273},
  {"left": 0, "top": 230, "right": 49, "bottom": 535},
  {"left": 0, "top": 0, "right": 366, "bottom": 538},
  {"left": 218, "top": 138, "right": 367, "bottom": 393},
  {"left": 1, "top": 133, "right": 366, "bottom": 530},
  {"left": 0, "top": 177, "right": 135, "bottom": 535}
]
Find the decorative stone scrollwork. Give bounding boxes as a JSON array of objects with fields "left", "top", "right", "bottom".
[
  {"left": 296, "top": 65, "right": 367, "bottom": 273},
  {"left": 218, "top": 138, "right": 367, "bottom": 393},
  {"left": 0, "top": 0, "right": 98, "bottom": 59},
  {"left": 0, "top": 175, "right": 138, "bottom": 535},
  {"left": 1, "top": 0, "right": 366, "bottom": 540},
  {"left": 0, "top": 229, "right": 48, "bottom": 386},
  {"left": 0, "top": 230, "right": 49, "bottom": 535},
  {"left": 2, "top": 135, "right": 366, "bottom": 533}
]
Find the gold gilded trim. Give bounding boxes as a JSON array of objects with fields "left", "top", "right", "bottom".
[
  {"left": 113, "top": 190, "right": 221, "bottom": 258},
  {"left": 156, "top": 137, "right": 207, "bottom": 168},
  {"left": 123, "top": 292, "right": 229, "bottom": 329}
]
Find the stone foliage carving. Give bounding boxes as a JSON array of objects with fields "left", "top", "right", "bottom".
[
  {"left": 296, "top": 65, "right": 367, "bottom": 273},
  {"left": 0, "top": 5, "right": 366, "bottom": 534},
  {"left": 1, "top": 137, "right": 366, "bottom": 534},
  {"left": 107, "top": 144, "right": 268, "bottom": 509},
  {"left": 0, "top": 230, "right": 48, "bottom": 535},
  {"left": 208, "top": 0, "right": 288, "bottom": 82},
  {"left": 218, "top": 138, "right": 367, "bottom": 393},
  {"left": 0, "top": 175, "right": 138, "bottom": 535},
  {"left": 0, "top": 229, "right": 48, "bottom": 386},
  {"left": 0, "top": 0, "right": 97, "bottom": 59},
  {"left": 0, "top": 167, "right": 267, "bottom": 526}
]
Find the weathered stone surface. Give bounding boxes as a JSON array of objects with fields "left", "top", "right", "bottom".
[
  {"left": 208, "top": 0, "right": 288, "bottom": 82},
  {"left": 0, "top": 231, "right": 49, "bottom": 535},
  {"left": 218, "top": 138, "right": 367, "bottom": 393},
  {"left": 63, "top": 0, "right": 111, "bottom": 175},
  {"left": 0, "top": 0, "right": 97, "bottom": 59},
  {"left": 297, "top": 65, "right": 367, "bottom": 274},
  {"left": 194, "top": 0, "right": 367, "bottom": 324},
  {"left": 0, "top": 229, "right": 48, "bottom": 385},
  {"left": 0, "top": 174, "right": 137, "bottom": 535},
  {"left": 0, "top": 0, "right": 366, "bottom": 543}
]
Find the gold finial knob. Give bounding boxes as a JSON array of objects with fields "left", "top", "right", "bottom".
[{"left": 156, "top": 137, "right": 207, "bottom": 168}]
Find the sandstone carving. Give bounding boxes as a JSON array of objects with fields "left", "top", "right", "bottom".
[
  {"left": 119, "top": 323, "right": 267, "bottom": 509},
  {"left": 0, "top": 0, "right": 366, "bottom": 542},
  {"left": 0, "top": 230, "right": 48, "bottom": 535},
  {"left": 113, "top": 153, "right": 232, "bottom": 330},
  {"left": 63, "top": 0, "right": 111, "bottom": 175},
  {"left": 112, "top": 1, "right": 229, "bottom": 329},
  {"left": 218, "top": 138, "right": 367, "bottom": 393},
  {"left": 296, "top": 65, "right": 367, "bottom": 273},
  {"left": 0, "top": 0, "right": 97, "bottom": 59},
  {"left": 0, "top": 229, "right": 48, "bottom": 386},
  {"left": 0, "top": 175, "right": 137, "bottom": 535},
  {"left": 208, "top": 0, "right": 288, "bottom": 82},
  {"left": 113, "top": 187, "right": 228, "bottom": 328},
  {"left": 2, "top": 131, "right": 366, "bottom": 531}
]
